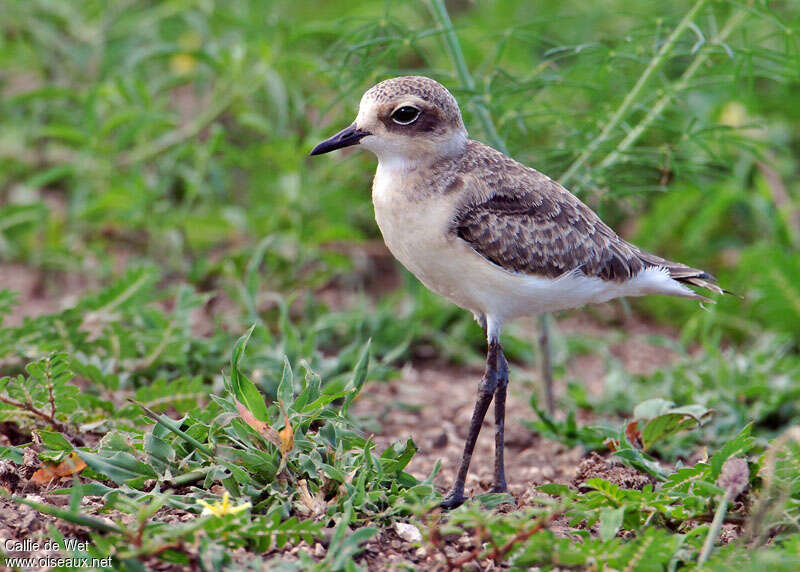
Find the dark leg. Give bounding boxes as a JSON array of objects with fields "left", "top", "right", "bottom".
[
  {"left": 539, "top": 315, "right": 555, "bottom": 414},
  {"left": 441, "top": 340, "right": 501, "bottom": 509},
  {"left": 492, "top": 347, "right": 509, "bottom": 493}
]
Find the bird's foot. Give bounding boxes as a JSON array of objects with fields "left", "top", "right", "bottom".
[
  {"left": 490, "top": 483, "right": 508, "bottom": 494},
  {"left": 440, "top": 489, "right": 467, "bottom": 509}
]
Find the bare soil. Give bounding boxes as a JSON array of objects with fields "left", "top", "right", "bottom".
[
  {"left": 0, "top": 263, "right": 92, "bottom": 328},
  {"left": 352, "top": 362, "right": 585, "bottom": 499},
  {"left": 344, "top": 311, "right": 683, "bottom": 570}
]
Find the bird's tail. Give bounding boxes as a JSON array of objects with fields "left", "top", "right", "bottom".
[
  {"left": 675, "top": 272, "right": 725, "bottom": 296},
  {"left": 637, "top": 251, "right": 727, "bottom": 299}
]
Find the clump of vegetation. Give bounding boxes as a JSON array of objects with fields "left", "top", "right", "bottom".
[{"left": 2, "top": 324, "right": 427, "bottom": 568}]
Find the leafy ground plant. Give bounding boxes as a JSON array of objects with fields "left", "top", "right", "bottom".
[
  {"left": 1, "top": 290, "right": 799, "bottom": 569},
  {"left": 398, "top": 426, "right": 799, "bottom": 570},
  {"left": 1, "top": 322, "right": 434, "bottom": 569}
]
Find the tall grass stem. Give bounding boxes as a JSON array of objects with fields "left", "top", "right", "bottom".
[
  {"left": 427, "top": 0, "right": 508, "bottom": 155},
  {"left": 599, "top": 9, "right": 746, "bottom": 169},
  {"left": 698, "top": 493, "right": 729, "bottom": 565},
  {"left": 559, "top": 0, "right": 709, "bottom": 186}
]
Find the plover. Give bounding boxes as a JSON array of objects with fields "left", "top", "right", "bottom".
[{"left": 310, "top": 76, "right": 723, "bottom": 508}]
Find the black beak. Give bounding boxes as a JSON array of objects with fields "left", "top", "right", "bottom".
[{"left": 309, "top": 123, "right": 370, "bottom": 156}]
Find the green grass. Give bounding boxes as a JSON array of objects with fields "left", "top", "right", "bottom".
[{"left": 1, "top": 0, "right": 800, "bottom": 569}]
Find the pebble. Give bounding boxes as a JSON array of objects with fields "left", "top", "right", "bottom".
[
  {"left": 394, "top": 522, "right": 422, "bottom": 543},
  {"left": 431, "top": 432, "right": 448, "bottom": 448}
]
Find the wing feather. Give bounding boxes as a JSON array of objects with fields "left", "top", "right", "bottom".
[{"left": 450, "top": 141, "right": 720, "bottom": 294}]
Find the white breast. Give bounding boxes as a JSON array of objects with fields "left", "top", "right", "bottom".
[
  {"left": 371, "top": 161, "right": 482, "bottom": 311},
  {"left": 372, "top": 165, "right": 446, "bottom": 275}
]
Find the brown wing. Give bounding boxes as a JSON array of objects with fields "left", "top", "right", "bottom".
[
  {"left": 453, "top": 187, "right": 647, "bottom": 281},
  {"left": 451, "top": 141, "right": 719, "bottom": 290}
]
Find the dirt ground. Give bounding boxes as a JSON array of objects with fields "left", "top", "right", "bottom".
[
  {"left": 0, "top": 262, "right": 686, "bottom": 569},
  {"left": 353, "top": 362, "right": 583, "bottom": 499},
  {"left": 349, "top": 308, "right": 682, "bottom": 496},
  {"left": 342, "top": 311, "right": 683, "bottom": 569}
]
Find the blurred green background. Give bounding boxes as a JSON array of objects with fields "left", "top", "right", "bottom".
[
  {"left": 2, "top": 1, "right": 800, "bottom": 567},
  {"left": 1, "top": 0, "right": 799, "bottom": 372}
]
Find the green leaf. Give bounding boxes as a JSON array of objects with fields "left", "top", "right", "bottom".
[
  {"left": 230, "top": 324, "right": 269, "bottom": 422},
  {"left": 380, "top": 438, "right": 418, "bottom": 474},
  {"left": 9, "top": 494, "right": 121, "bottom": 534},
  {"left": 537, "top": 483, "right": 573, "bottom": 498},
  {"left": 79, "top": 266, "right": 158, "bottom": 314},
  {"left": 0, "top": 290, "right": 18, "bottom": 327},
  {"left": 78, "top": 450, "right": 157, "bottom": 484},
  {"left": 277, "top": 356, "right": 294, "bottom": 407},
  {"left": 145, "top": 432, "right": 176, "bottom": 467},
  {"left": 633, "top": 398, "right": 675, "bottom": 420},
  {"left": 51, "top": 482, "right": 115, "bottom": 497},
  {"left": 710, "top": 424, "right": 754, "bottom": 479},
  {"left": 37, "top": 430, "right": 73, "bottom": 452},
  {"left": 0, "top": 446, "right": 25, "bottom": 464},
  {"left": 342, "top": 339, "right": 370, "bottom": 416},
  {"left": 584, "top": 478, "right": 627, "bottom": 506},
  {"left": 599, "top": 506, "right": 625, "bottom": 541},
  {"left": 663, "top": 462, "right": 711, "bottom": 492},
  {"left": 633, "top": 399, "right": 712, "bottom": 450},
  {"left": 98, "top": 431, "right": 136, "bottom": 454},
  {"left": 475, "top": 492, "right": 516, "bottom": 508},
  {"left": 524, "top": 402, "right": 609, "bottom": 451},
  {"left": 135, "top": 403, "right": 216, "bottom": 460},
  {"left": 641, "top": 414, "right": 699, "bottom": 450},
  {"left": 325, "top": 501, "right": 378, "bottom": 571},
  {"left": 613, "top": 447, "right": 668, "bottom": 480}
]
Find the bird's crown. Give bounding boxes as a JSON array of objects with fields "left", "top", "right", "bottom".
[{"left": 360, "top": 76, "right": 463, "bottom": 127}]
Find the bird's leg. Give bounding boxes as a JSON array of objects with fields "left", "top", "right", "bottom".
[
  {"left": 538, "top": 315, "right": 555, "bottom": 414},
  {"left": 440, "top": 339, "right": 500, "bottom": 509},
  {"left": 491, "top": 345, "right": 509, "bottom": 493}
]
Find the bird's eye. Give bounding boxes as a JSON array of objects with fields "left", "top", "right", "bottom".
[{"left": 391, "top": 106, "right": 421, "bottom": 125}]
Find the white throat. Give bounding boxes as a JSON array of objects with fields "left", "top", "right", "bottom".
[{"left": 360, "top": 130, "right": 468, "bottom": 169}]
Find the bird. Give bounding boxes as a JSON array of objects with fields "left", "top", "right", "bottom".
[{"left": 310, "top": 76, "right": 723, "bottom": 508}]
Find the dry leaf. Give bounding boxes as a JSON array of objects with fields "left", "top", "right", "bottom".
[
  {"left": 235, "top": 399, "right": 280, "bottom": 448},
  {"left": 275, "top": 401, "right": 295, "bottom": 473},
  {"left": 278, "top": 406, "right": 294, "bottom": 456},
  {"left": 31, "top": 452, "right": 86, "bottom": 485},
  {"left": 295, "top": 479, "right": 326, "bottom": 518},
  {"left": 625, "top": 420, "right": 642, "bottom": 449}
]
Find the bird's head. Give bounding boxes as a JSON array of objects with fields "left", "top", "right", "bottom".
[{"left": 310, "top": 76, "right": 468, "bottom": 164}]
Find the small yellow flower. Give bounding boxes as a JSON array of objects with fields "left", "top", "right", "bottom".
[
  {"left": 170, "top": 53, "right": 197, "bottom": 75},
  {"left": 719, "top": 101, "right": 748, "bottom": 128},
  {"left": 198, "top": 491, "right": 251, "bottom": 517},
  {"left": 170, "top": 31, "right": 202, "bottom": 75}
]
